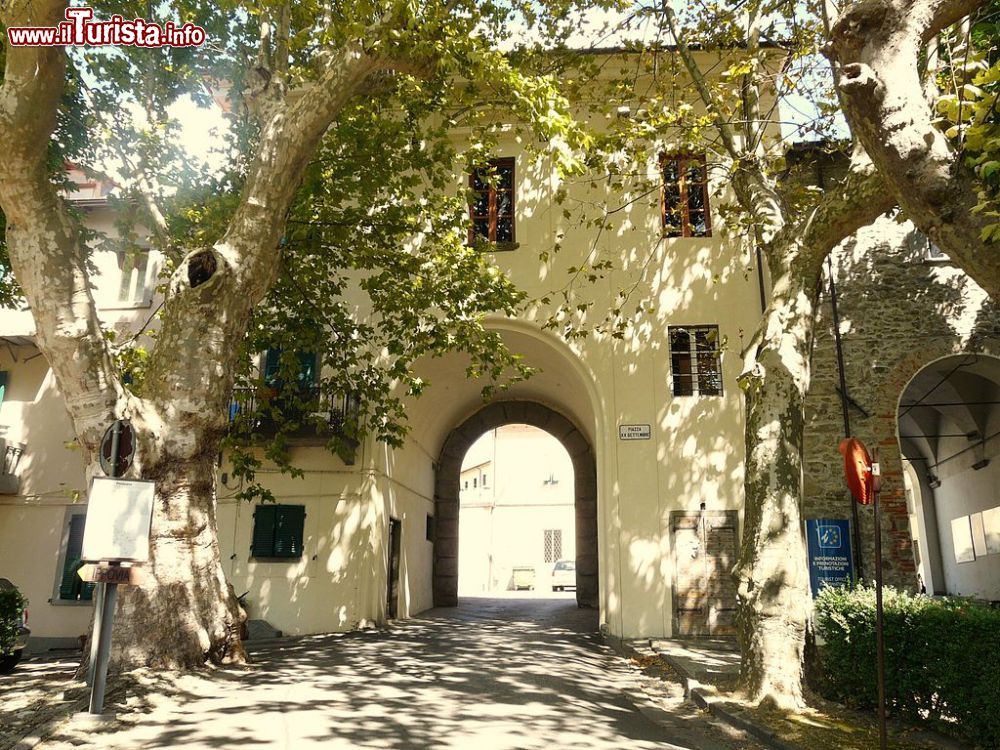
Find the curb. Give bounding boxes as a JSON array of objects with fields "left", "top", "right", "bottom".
[{"left": 612, "top": 637, "right": 799, "bottom": 750}]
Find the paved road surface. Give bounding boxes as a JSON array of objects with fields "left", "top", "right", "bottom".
[{"left": 26, "top": 593, "right": 759, "bottom": 750}]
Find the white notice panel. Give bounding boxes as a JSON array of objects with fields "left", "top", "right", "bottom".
[{"left": 82, "top": 478, "right": 156, "bottom": 563}]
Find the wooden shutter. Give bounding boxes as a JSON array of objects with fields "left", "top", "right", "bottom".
[
  {"left": 253, "top": 504, "right": 304, "bottom": 559},
  {"left": 252, "top": 504, "right": 278, "bottom": 557},
  {"left": 59, "top": 515, "right": 95, "bottom": 601},
  {"left": 274, "top": 505, "right": 305, "bottom": 558},
  {"left": 263, "top": 349, "right": 281, "bottom": 385}
]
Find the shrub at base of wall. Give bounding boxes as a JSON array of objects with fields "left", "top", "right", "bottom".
[{"left": 814, "top": 585, "right": 1000, "bottom": 747}]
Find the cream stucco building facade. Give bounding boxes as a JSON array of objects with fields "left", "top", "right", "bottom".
[{"left": 1, "top": 51, "right": 803, "bottom": 649}]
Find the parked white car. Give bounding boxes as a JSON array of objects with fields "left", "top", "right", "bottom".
[{"left": 551, "top": 559, "right": 576, "bottom": 591}]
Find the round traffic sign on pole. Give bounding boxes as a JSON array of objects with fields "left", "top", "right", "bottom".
[{"left": 99, "top": 420, "right": 135, "bottom": 478}]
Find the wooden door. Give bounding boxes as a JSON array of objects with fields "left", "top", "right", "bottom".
[
  {"left": 387, "top": 518, "right": 402, "bottom": 619},
  {"left": 671, "top": 511, "right": 738, "bottom": 636}
]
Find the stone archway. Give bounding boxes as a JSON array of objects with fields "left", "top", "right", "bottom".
[{"left": 433, "top": 401, "right": 598, "bottom": 609}]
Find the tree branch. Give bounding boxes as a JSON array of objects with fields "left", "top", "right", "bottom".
[
  {"left": 828, "top": 0, "right": 1000, "bottom": 298},
  {"left": 0, "top": 0, "right": 125, "bottom": 451}
]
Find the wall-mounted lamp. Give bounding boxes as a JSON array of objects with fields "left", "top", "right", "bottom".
[
  {"left": 927, "top": 474, "right": 941, "bottom": 489},
  {"left": 972, "top": 439, "right": 990, "bottom": 471}
]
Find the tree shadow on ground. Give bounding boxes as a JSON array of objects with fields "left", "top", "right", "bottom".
[{"left": 38, "top": 596, "right": 751, "bottom": 750}]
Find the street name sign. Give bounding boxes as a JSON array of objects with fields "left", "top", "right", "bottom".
[
  {"left": 77, "top": 563, "right": 145, "bottom": 585},
  {"left": 618, "top": 424, "right": 651, "bottom": 441}
]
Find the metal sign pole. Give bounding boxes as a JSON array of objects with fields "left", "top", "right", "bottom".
[
  {"left": 872, "top": 454, "right": 888, "bottom": 750},
  {"left": 88, "top": 571, "right": 118, "bottom": 714},
  {"left": 86, "top": 420, "right": 121, "bottom": 717},
  {"left": 828, "top": 257, "right": 863, "bottom": 581}
]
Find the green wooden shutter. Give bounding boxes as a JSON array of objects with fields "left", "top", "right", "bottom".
[
  {"left": 0, "top": 371, "right": 8, "bottom": 408},
  {"left": 274, "top": 505, "right": 305, "bottom": 558},
  {"left": 263, "top": 349, "right": 282, "bottom": 386},
  {"left": 59, "top": 515, "right": 95, "bottom": 601},
  {"left": 252, "top": 505, "right": 278, "bottom": 557},
  {"left": 297, "top": 353, "right": 317, "bottom": 388}
]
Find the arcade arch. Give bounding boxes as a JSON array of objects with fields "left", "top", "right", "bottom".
[{"left": 897, "top": 353, "right": 1000, "bottom": 600}]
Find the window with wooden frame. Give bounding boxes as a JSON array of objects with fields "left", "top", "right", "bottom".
[
  {"left": 669, "top": 325, "right": 723, "bottom": 397},
  {"left": 469, "top": 158, "right": 515, "bottom": 245},
  {"left": 661, "top": 153, "right": 711, "bottom": 237}
]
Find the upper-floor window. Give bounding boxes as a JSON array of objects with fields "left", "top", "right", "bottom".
[
  {"left": 661, "top": 153, "right": 711, "bottom": 238},
  {"left": 669, "top": 325, "right": 722, "bottom": 396},
  {"left": 263, "top": 348, "right": 318, "bottom": 392},
  {"left": 470, "top": 158, "right": 515, "bottom": 245},
  {"left": 117, "top": 249, "right": 150, "bottom": 303}
]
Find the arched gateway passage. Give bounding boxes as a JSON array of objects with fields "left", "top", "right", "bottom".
[{"left": 433, "top": 401, "right": 598, "bottom": 609}]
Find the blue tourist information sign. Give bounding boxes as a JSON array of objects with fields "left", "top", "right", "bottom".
[{"left": 806, "top": 518, "right": 855, "bottom": 597}]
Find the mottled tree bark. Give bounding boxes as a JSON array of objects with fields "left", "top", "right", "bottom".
[
  {"left": 666, "top": 11, "right": 896, "bottom": 705},
  {"left": 735, "top": 275, "right": 816, "bottom": 708},
  {"left": 0, "top": 0, "right": 420, "bottom": 669},
  {"left": 828, "top": 0, "right": 1000, "bottom": 298}
]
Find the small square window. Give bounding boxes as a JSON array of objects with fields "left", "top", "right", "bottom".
[
  {"left": 669, "top": 325, "right": 722, "bottom": 397},
  {"left": 252, "top": 504, "right": 305, "bottom": 559},
  {"left": 469, "top": 158, "right": 515, "bottom": 245},
  {"left": 661, "top": 153, "right": 711, "bottom": 238}
]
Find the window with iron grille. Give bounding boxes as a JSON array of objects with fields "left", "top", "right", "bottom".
[
  {"left": 469, "top": 158, "right": 515, "bottom": 245},
  {"left": 252, "top": 504, "right": 306, "bottom": 559},
  {"left": 543, "top": 529, "right": 563, "bottom": 563},
  {"left": 669, "top": 325, "right": 722, "bottom": 397},
  {"left": 661, "top": 153, "right": 711, "bottom": 237}
]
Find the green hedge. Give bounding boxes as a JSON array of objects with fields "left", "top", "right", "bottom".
[
  {"left": 814, "top": 585, "right": 1000, "bottom": 746},
  {"left": 0, "top": 585, "right": 26, "bottom": 656}
]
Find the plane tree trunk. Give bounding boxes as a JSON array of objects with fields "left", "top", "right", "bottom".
[
  {"left": 665, "top": 15, "right": 896, "bottom": 704},
  {"left": 735, "top": 268, "right": 818, "bottom": 708},
  {"left": 0, "top": 0, "right": 423, "bottom": 670}
]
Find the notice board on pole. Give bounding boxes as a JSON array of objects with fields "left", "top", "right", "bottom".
[
  {"left": 81, "top": 477, "right": 155, "bottom": 563},
  {"left": 806, "top": 518, "right": 854, "bottom": 598}
]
